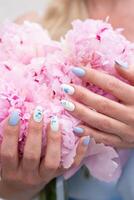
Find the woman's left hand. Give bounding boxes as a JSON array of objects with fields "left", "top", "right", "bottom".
[{"left": 61, "top": 62, "right": 134, "bottom": 148}]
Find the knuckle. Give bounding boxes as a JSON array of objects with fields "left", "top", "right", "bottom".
[
  {"left": 78, "top": 108, "right": 84, "bottom": 119},
  {"left": 45, "top": 161, "right": 59, "bottom": 171},
  {"left": 97, "top": 100, "right": 110, "bottom": 113},
  {"left": 1, "top": 151, "right": 15, "bottom": 161},
  {"left": 97, "top": 119, "right": 111, "bottom": 131},
  {"left": 100, "top": 135, "right": 111, "bottom": 145},
  {"left": 29, "top": 122, "right": 42, "bottom": 133},
  {"left": 76, "top": 87, "right": 85, "bottom": 100},
  {"left": 3, "top": 172, "right": 17, "bottom": 182},
  {"left": 49, "top": 133, "right": 61, "bottom": 142},
  {"left": 100, "top": 135, "right": 119, "bottom": 147},
  {"left": 107, "top": 78, "right": 119, "bottom": 93},
  {"left": 24, "top": 152, "right": 38, "bottom": 163},
  {"left": 77, "top": 87, "right": 90, "bottom": 103},
  {"left": 75, "top": 105, "right": 87, "bottom": 121}
]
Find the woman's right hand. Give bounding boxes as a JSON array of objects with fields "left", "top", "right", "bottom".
[{"left": 0, "top": 108, "right": 90, "bottom": 200}]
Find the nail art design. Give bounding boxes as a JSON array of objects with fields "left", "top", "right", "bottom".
[
  {"left": 71, "top": 67, "right": 86, "bottom": 77},
  {"left": 61, "top": 100, "right": 75, "bottom": 112},
  {"left": 115, "top": 60, "right": 128, "bottom": 69},
  {"left": 83, "top": 136, "right": 90, "bottom": 146},
  {"left": 9, "top": 110, "right": 20, "bottom": 126},
  {"left": 73, "top": 127, "right": 84, "bottom": 135},
  {"left": 61, "top": 84, "right": 75, "bottom": 95},
  {"left": 51, "top": 116, "right": 59, "bottom": 132},
  {"left": 33, "top": 106, "right": 43, "bottom": 123}
]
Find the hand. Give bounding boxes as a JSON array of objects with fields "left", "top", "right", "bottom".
[
  {"left": 15, "top": 11, "right": 40, "bottom": 24},
  {"left": 61, "top": 62, "right": 134, "bottom": 148},
  {"left": 0, "top": 109, "right": 89, "bottom": 200}
]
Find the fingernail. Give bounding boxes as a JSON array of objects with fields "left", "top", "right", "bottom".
[
  {"left": 73, "top": 127, "right": 84, "bottom": 135},
  {"left": 71, "top": 67, "right": 86, "bottom": 77},
  {"left": 9, "top": 110, "right": 20, "bottom": 126},
  {"left": 61, "top": 100, "right": 75, "bottom": 112},
  {"left": 115, "top": 60, "right": 129, "bottom": 69},
  {"left": 51, "top": 116, "right": 59, "bottom": 132},
  {"left": 33, "top": 106, "right": 43, "bottom": 123},
  {"left": 61, "top": 84, "right": 75, "bottom": 95},
  {"left": 83, "top": 136, "right": 90, "bottom": 146}
]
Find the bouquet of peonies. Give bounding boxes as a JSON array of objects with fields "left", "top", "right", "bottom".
[{"left": 0, "top": 19, "right": 133, "bottom": 183}]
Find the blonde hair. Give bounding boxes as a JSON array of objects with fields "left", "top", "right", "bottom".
[{"left": 42, "top": 0, "right": 89, "bottom": 40}]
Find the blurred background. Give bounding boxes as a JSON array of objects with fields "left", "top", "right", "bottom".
[{"left": 0, "top": 0, "right": 51, "bottom": 22}]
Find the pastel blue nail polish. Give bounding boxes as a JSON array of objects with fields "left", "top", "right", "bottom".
[
  {"left": 71, "top": 67, "right": 86, "bottom": 77},
  {"left": 9, "top": 110, "right": 20, "bottom": 126},
  {"left": 73, "top": 127, "right": 84, "bottom": 135},
  {"left": 115, "top": 60, "right": 128, "bottom": 69},
  {"left": 83, "top": 136, "right": 90, "bottom": 146}
]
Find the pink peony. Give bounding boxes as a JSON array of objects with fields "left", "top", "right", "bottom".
[
  {"left": 0, "top": 19, "right": 133, "bottom": 182},
  {"left": 0, "top": 21, "right": 60, "bottom": 64}
]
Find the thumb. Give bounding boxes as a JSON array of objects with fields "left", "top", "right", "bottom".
[{"left": 115, "top": 60, "right": 134, "bottom": 85}]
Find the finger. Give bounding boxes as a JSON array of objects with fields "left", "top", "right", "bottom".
[
  {"left": 61, "top": 100, "right": 134, "bottom": 143},
  {"left": 56, "top": 166, "right": 66, "bottom": 177},
  {"left": 40, "top": 116, "right": 61, "bottom": 179},
  {"left": 73, "top": 136, "right": 90, "bottom": 166},
  {"left": 22, "top": 106, "right": 43, "bottom": 172},
  {"left": 15, "top": 11, "right": 40, "bottom": 24},
  {"left": 73, "top": 125, "right": 134, "bottom": 148},
  {"left": 71, "top": 67, "right": 134, "bottom": 104},
  {"left": 61, "top": 84, "right": 131, "bottom": 124},
  {"left": 115, "top": 61, "right": 134, "bottom": 85},
  {"left": 1, "top": 110, "right": 20, "bottom": 172},
  {"left": 75, "top": 126, "right": 134, "bottom": 149}
]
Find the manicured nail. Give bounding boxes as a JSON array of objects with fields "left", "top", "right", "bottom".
[
  {"left": 83, "top": 136, "right": 90, "bottom": 146},
  {"left": 61, "top": 100, "right": 75, "bottom": 112},
  {"left": 61, "top": 84, "right": 75, "bottom": 95},
  {"left": 9, "top": 110, "right": 20, "bottom": 126},
  {"left": 51, "top": 116, "right": 59, "bottom": 132},
  {"left": 115, "top": 60, "right": 128, "bottom": 69},
  {"left": 112, "top": 161, "right": 118, "bottom": 168},
  {"left": 71, "top": 67, "right": 86, "bottom": 77},
  {"left": 33, "top": 106, "right": 43, "bottom": 123},
  {"left": 73, "top": 127, "right": 84, "bottom": 135}
]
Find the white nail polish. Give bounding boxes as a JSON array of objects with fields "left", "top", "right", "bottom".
[
  {"left": 61, "top": 84, "right": 75, "bottom": 95},
  {"left": 33, "top": 106, "right": 44, "bottom": 123},
  {"left": 51, "top": 116, "right": 59, "bottom": 132},
  {"left": 61, "top": 100, "right": 75, "bottom": 112}
]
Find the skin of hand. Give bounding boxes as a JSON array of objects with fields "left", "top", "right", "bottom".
[
  {"left": 15, "top": 11, "right": 41, "bottom": 24},
  {"left": 0, "top": 110, "right": 90, "bottom": 200},
  {"left": 61, "top": 62, "right": 134, "bottom": 149}
]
